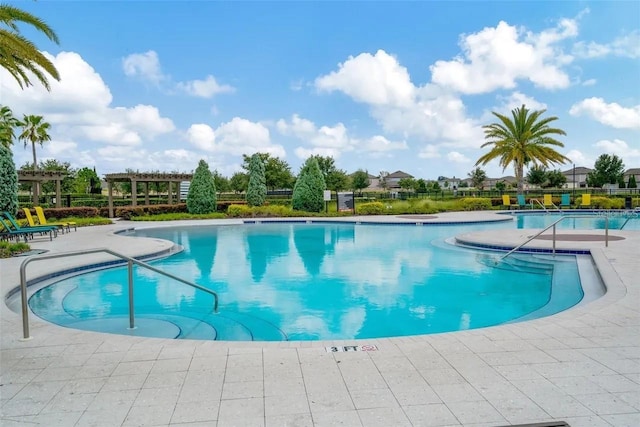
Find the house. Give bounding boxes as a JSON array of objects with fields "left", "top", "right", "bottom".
[
  {"left": 436, "top": 176, "right": 462, "bottom": 189},
  {"left": 367, "top": 173, "right": 380, "bottom": 189},
  {"left": 561, "top": 166, "right": 592, "bottom": 189},
  {"left": 484, "top": 176, "right": 518, "bottom": 189},
  {"left": 624, "top": 168, "right": 640, "bottom": 187},
  {"left": 385, "top": 171, "right": 414, "bottom": 189}
]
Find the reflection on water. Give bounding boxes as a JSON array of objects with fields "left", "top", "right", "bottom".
[{"left": 31, "top": 221, "right": 584, "bottom": 341}]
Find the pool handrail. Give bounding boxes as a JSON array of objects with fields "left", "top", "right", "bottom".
[
  {"left": 18, "top": 247, "right": 219, "bottom": 340},
  {"left": 500, "top": 215, "right": 609, "bottom": 261}
]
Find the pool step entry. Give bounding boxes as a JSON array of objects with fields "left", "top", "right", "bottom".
[{"left": 476, "top": 254, "right": 554, "bottom": 275}]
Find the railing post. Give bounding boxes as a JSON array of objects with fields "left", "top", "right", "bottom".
[
  {"left": 19, "top": 267, "right": 31, "bottom": 341},
  {"left": 128, "top": 260, "right": 135, "bottom": 329},
  {"left": 552, "top": 224, "right": 556, "bottom": 256},
  {"left": 605, "top": 217, "right": 609, "bottom": 248}
]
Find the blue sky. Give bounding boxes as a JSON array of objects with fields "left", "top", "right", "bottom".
[{"left": 3, "top": 1, "right": 639, "bottom": 180}]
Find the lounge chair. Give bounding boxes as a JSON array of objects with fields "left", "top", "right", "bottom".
[
  {"left": 34, "top": 206, "right": 76, "bottom": 232},
  {"left": 580, "top": 194, "right": 591, "bottom": 209},
  {"left": 560, "top": 194, "right": 571, "bottom": 209},
  {"left": 0, "top": 220, "right": 34, "bottom": 242},
  {"left": 502, "top": 195, "right": 515, "bottom": 210},
  {"left": 2, "top": 211, "right": 57, "bottom": 240},
  {"left": 516, "top": 194, "right": 528, "bottom": 209},
  {"left": 543, "top": 194, "right": 557, "bottom": 209},
  {"left": 23, "top": 208, "right": 68, "bottom": 234}
]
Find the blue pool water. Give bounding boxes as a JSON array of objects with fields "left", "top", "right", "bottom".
[{"left": 28, "top": 215, "right": 603, "bottom": 341}]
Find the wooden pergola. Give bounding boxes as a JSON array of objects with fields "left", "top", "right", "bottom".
[
  {"left": 17, "top": 170, "right": 67, "bottom": 207},
  {"left": 104, "top": 172, "right": 193, "bottom": 218}
]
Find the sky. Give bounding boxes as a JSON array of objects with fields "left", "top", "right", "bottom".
[{"left": 2, "top": 1, "right": 639, "bottom": 181}]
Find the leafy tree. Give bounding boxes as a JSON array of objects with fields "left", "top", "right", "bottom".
[
  {"left": 495, "top": 181, "right": 506, "bottom": 192},
  {"left": 292, "top": 157, "right": 325, "bottom": 212},
  {"left": 351, "top": 169, "right": 370, "bottom": 193},
  {"left": 242, "top": 153, "right": 294, "bottom": 190},
  {"left": 378, "top": 171, "right": 389, "bottom": 190},
  {"left": 0, "top": 144, "right": 18, "bottom": 214},
  {"left": 415, "top": 178, "right": 428, "bottom": 193},
  {"left": 546, "top": 169, "right": 567, "bottom": 188},
  {"left": 0, "top": 105, "right": 19, "bottom": 148},
  {"left": 37, "top": 159, "right": 75, "bottom": 194},
  {"left": 526, "top": 165, "right": 547, "bottom": 187},
  {"left": 398, "top": 177, "right": 416, "bottom": 193},
  {"left": 212, "top": 170, "right": 230, "bottom": 193},
  {"left": 119, "top": 168, "right": 143, "bottom": 195},
  {"left": 229, "top": 171, "right": 249, "bottom": 193},
  {"left": 468, "top": 167, "right": 487, "bottom": 189},
  {"left": 246, "top": 153, "right": 267, "bottom": 207},
  {"left": 586, "top": 154, "right": 625, "bottom": 187},
  {"left": 75, "top": 167, "right": 101, "bottom": 194},
  {"left": 432, "top": 181, "right": 441, "bottom": 191},
  {"left": 0, "top": 4, "right": 60, "bottom": 90},
  {"left": 310, "top": 155, "right": 349, "bottom": 192},
  {"left": 618, "top": 175, "right": 626, "bottom": 189},
  {"left": 628, "top": 175, "right": 637, "bottom": 189},
  {"left": 186, "top": 160, "right": 216, "bottom": 214},
  {"left": 476, "top": 104, "right": 569, "bottom": 194},
  {"left": 459, "top": 181, "right": 469, "bottom": 188}
]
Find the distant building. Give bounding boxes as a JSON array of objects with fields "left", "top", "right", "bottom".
[
  {"left": 624, "top": 168, "right": 640, "bottom": 186},
  {"left": 436, "top": 176, "right": 462, "bottom": 189},
  {"left": 561, "top": 166, "right": 592, "bottom": 189},
  {"left": 385, "top": 171, "right": 413, "bottom": 189},
  {"left": 484, "top": 176, "right": 518, "bottom": 189}
]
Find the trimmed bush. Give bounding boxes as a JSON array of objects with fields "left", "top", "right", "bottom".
[
  {"left": 590, "top": 196, "right": 624, "bottom": 209},
  {"left": 458, "top": 198, "right": 492, "bottom": 211},
  {"left": 356, "top": 202, "right": 384, "bottom": 215},
  {"left": 246, "top": 154, "right": 267, "bottom": 207},
  {"left": 115, "top": 203, "right": 188, "bottom": 220},
  {"left": 0, "top": 145, "right": 18, "bottom": 215},
  {"left": 186, "top": 160, "right": 217, "bottom": 214},
  {"left": 292, "top": 157, "right": 325, "bottom": 213},
  {"left": 227, "top": 204, "right": 252, "bottom": 217}
]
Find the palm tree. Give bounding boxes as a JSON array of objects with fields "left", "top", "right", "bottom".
[
  {"left": 0, "top": 105, "right": 18, "bottom": 148},
  {"left": 476, "top": 104, "right": 570, "bottom": 195},
  {"left": 0, "top": 4, "right": 60, "bottom": 90},
  {"left": 19, "top": 114, "right": 51, "bottom": 169}
]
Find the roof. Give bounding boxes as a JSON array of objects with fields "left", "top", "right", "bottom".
[
  {"left": 387, "top": 170, "right": 413, "bottom": 178},
  {"left": 625, "top": 168, "right": 640, "bottom": 175},
  {"left": 561, "top": 166, "right": 592, "bottom": 174}
]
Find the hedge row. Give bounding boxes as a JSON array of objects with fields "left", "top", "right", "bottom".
[{"left": 17, "top": 207, "right": 100, "bottom": 220}]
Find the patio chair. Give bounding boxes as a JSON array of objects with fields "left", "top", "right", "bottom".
[
  {"left": 2, "top": 211, "right": 57, "bottom": 240},
  {"left": 580, "top": 194, "right": 592, "bottom": 209},
  {"left": 516, "top": 194, "right": 528, "bottom": 209},
  {"left": 0, "top": 220, "right": 33, "bottom": 242},
  {"left": 560, "top": 194, "right": 571, "bottom": 209},
  {"left": 34, "top": 206, "right": 76, "bottom": 232},
  {"left": 502, "top": 195, "right": 515, "bottom": 210},
  {"left": 23, "top": 208, "right": 67, "bottom": 234},
  {"left": 543, "top": 194, "right": 557, "bottom": 209}
]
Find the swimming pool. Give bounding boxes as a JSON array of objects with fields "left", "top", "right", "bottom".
[{"left": 27, "top": 217, "right": 599, "bottom": 341}]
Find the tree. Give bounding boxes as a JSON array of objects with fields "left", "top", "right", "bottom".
[
  {"left": 212, "top": 170, "right": 230, "bottom": 193},
  {"left": 628, "top": 175, "right": 637, "bottom": 189},
  {"left": 229, "top": 171, "right": 249, "bottom": 193},
  {"left": 292, "top": 157, "right": 325, "bottom": 212},
  {"left": 242, "top": 153, "right": 294, "bottom": 190},
  {"left": 618, "top": 175, "right": 626, "bottom": 189},
  {"left": 546, "top": 169, "right": 567, "bottom": 188},
  {"left": 0, "top": 144, "right": 18, "bottom": 214},
  {"left": 415, "top": 178, "right": 428, "bottom": 193},
  {"left": 351, "top": 169, "right": 369, "bottom": 193},
  {"left": 186, "top": 160, "right": 216, "bottom": 214},
  {"left": 0, "top": 4, "right": 60, "bottom": 90},
  {"left": 36, "top": 159, "right": 75, "bottom": 194},
  {"left": 586, "top": 154, "right": 625, "bottom": 188},
  {"left": 75, "top": 167, "right": 101, "bottom": 194},
  {"left": 18, "top": 115, "right": 51, "bottom": 171},
  {"left": 468, "top": 167, "right": 487, "bottom": 189},
  {"left": 476, "top": 104, "right": 569, "bottom": 195},
  {"left": 0, "top": 105, "right": 19, "bottom": 148},
  {"left": 378, "top": 171, "right": 389, "bottom": 190},
  {"left": 310, "top": 155, "right": 349, "bottom": 192},
  {"left": 398, "top": 177, "right": 416, "bottom": 193},
  {"left": 495, "top": 181, "right": 506, "bottom": 192},
  {"left": 526, "top": 165, "right": 547, "bottom": 187},
  {"left": 246, "top": 153, "right": 267, "bottom": 207}
]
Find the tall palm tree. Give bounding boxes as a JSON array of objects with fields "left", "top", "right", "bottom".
[
  {"left": 0, "top": 3, "right": 60, "bottom": 90},
  {"left": 18, "top": 114, "right": 51, "bottom": 169},
  {"left": 476, "top": 104, "right": 570, "bottom": 194},
  {"left": 0, "top": 105, "right": 18, "bottom": 148}
]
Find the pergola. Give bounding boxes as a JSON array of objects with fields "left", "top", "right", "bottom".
[
  {"left": 17, "top": 170, "right": 67, "bottom": 207},
  {"left": 104, "top": 172, "right": 193, "bottom": 218}
]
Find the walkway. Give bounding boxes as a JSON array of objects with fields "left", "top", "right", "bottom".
[{"left": 1, "top": 212, "right": 638, "bottom": 426}]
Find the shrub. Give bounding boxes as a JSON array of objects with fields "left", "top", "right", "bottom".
[
  {"left": 115, "top": 203, "right": 188, "bottom": 220},
  {"left": 15, "top": 207, "right": 100, "bottom": 220},
  {"left": 590, "top": 196, "right": 624, "bottom": 209},
  {"left": 0, "top": 145, "right": 18, "bottom": 215},
  {"left": 227, "top": 204, "right": 252, "bottom": 217},
  {"left": 0, "top": 241, "right": 30, "bottom": 258},
  {"left": 356, "top": 202, "right": 384, "bottom": 215},
  {"left": 458, "top": 198, "right": 492, "bottom": 211},
  {"left": 186, "top": 159, "right": 217, "bottom": 214},
  {"left": 246, "top": 154, "right": 267, "bottom": 207},
  {"left": 292, "top": 157, "right": 325, "bottom": 213}
]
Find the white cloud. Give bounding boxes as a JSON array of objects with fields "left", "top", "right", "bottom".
[
  {"left": 176, "top": 75, "right": 235, "bottom": 98},
  {"left": 418, "top": 145, "right": 440, "bottom": 159},
  {"left": 594, "top": 139, "right": 640, "bottom": 159},
  {"left": 430, "top": 19, "right": 576, "bottom": 94},
  {"left": 186, "top": 124, "right": 216, "bottom": 152},
  {"left": 47, "top": 140, "right": 78, "bottom": 155},
  {"left": 573, "top": 30, "right": 640, "bottom": 59},
  {"left": 122, "top": 50, "right": 165, "bottom": 84},
  {"left": 447, "top": 151, "right": 470, "bottom": 163},
  {"left": 315, "top": 50, "right": 415, "bottom": 107},
  {"left": 497, "top": 92, "right": 548, "bottom": 111},
  {"left": 565, "top": 149, "right": 591, "bottom": 167},
  {"left": 360, "top": 135, "right": 408, "bottom": 154},
  {"left": 569, "top": 98, "right": 640, "bottom": 129},
  {"left": 581, "top": 78, "right": 596, "bottom": 86}
]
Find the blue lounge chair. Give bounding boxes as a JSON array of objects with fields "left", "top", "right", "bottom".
[
  {"left": 517, "top": 194, "right": 528, "bottom": 209},
  {"left": 0, "top": 220, "right": 35, "bottom": 242},
  {"left": 560, "top": 194, "right": 571, "bottom": 209},
  {"left": 2, "top": 211, "right": 57, "bottom": 240}
]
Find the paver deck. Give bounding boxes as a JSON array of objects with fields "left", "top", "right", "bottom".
[{"left": 1, "top": 212, "right": 638, "bottom": 427}]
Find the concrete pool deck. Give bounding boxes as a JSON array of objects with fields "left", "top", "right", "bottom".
[{"left": 1, "top": 211, "right": 638, "bottom": 427}]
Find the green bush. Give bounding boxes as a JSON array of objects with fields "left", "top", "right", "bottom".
[
  {"left": 246, "top": 154, "right": 267, "bottom": 207},
  {"left": 227, "top": 204, "right": 252, "bottom": 217},
  {"left": 0, "top": 145, "right": 18, "bottom": 215},
  {"left": 186, "top": 160, "right": 217, "bottom": 214},
  {"left": 115, "top": 203, "right": 188, "bottom": 220},
  {"left": 590, "top": 196, "right": 624, "bottom": 209},
  {"left": 458, "top": 198, "right": 492, "bottom": 211},
  {"left": 356, "top": 202, "right": 384, "bottom": 215},
  {"left": 292, "top": 157, "right": 325, "bottom": 212},
  {"left": 0, "top": 241, "right": 30, "bottom": 258}
]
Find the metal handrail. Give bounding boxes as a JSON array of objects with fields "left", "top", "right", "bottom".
[
  {"left": 19, "top": 248, "right": 219, "bottom": 340},
  {"left": 529, "top": 198, "right": 550, "bottom": 212},
  {"left": 500, "top": 215, "right": 609, "bottom": 261}
]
